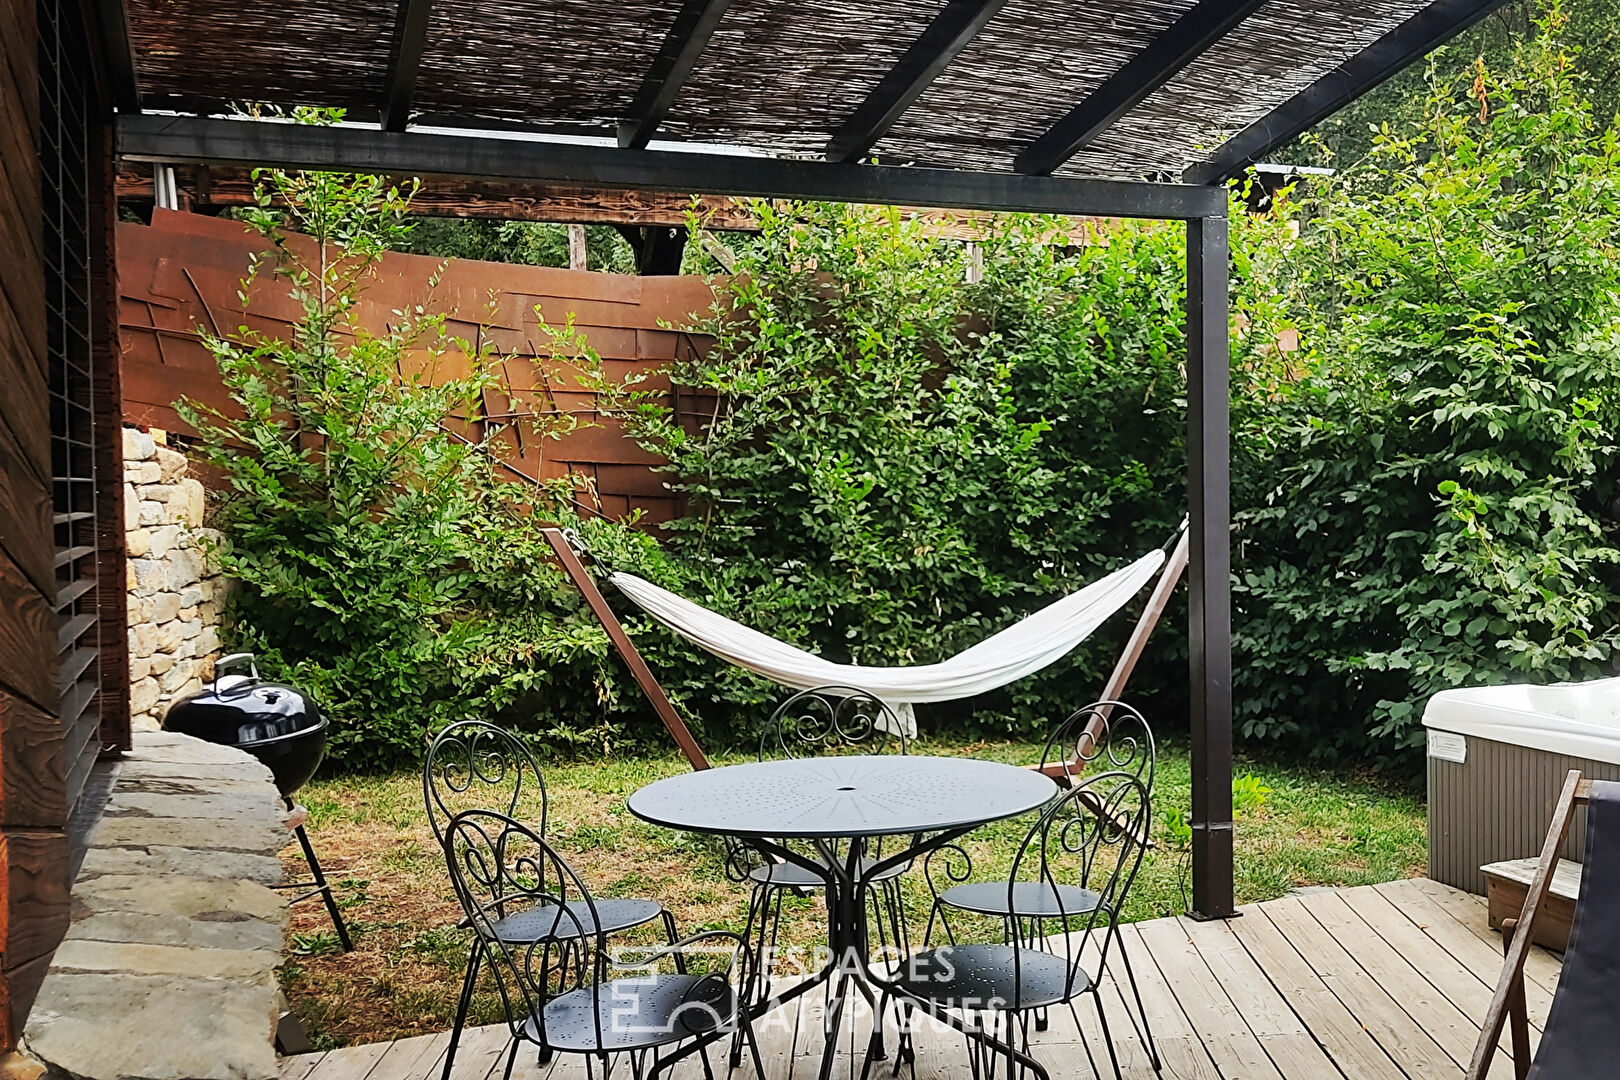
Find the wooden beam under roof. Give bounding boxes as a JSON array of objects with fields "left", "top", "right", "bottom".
[
  {"left": 115, "top": 161, "right": 1109, "bottom": 242},
  {"left": 824, "top": 0, "right": 1011, "bottom": 164},
  {"left": 1016, "top": 0, "right": 1267, "bottom": 176},
  {"left": 617, "top": 0, "right": 735, "bottom": 150}
]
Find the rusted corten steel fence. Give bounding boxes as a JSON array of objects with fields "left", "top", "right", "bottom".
[{"left": 117, "top": 209, "right": 720, "bottom": 524}]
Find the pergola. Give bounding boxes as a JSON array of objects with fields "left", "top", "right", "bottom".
[{"left": 104, "top": 0, "right": 1508, "bottom": 921}]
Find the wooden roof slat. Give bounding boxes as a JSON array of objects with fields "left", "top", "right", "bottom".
[
  {"left": 1015, "top": 0, "right": 1268, "bottom": 176},
  {"left": 824, "top": 0, "right": 1011, "bottom": 164},
  {"left": 617, "top": 0, "right": 735, "bottom": 150}
]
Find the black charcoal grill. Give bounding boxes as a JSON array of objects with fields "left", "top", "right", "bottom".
[{"left": 164, "top": 653, "right": 352, "bottom": 950}]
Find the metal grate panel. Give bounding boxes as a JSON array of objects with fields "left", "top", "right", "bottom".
[{"left": 40, "top": 0, "right": 104, "bottom": 817}]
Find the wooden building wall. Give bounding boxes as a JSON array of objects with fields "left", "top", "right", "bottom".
[
  {"left": 0, "top": 0, "right": 127, "bottom": 1049},
  {"left": 119, "top": 211, "right": 718, "bottom": 524},
  {"left": 0, "top": 0, "right": 64, "bottom": 1046}
]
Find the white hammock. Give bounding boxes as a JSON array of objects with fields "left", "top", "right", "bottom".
[{"left": 609, "top": 547, "right": 1166, "bottom": 728}]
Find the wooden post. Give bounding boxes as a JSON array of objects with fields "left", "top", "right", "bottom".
[
  {"left": 567, "top": 224, "right": 588, "bottom": 271},
  {"left": 1467, "top": 770, "right": 1588, "bottom": 1079},
  {"left": 1033, "top": 526, "right": 1189, "bottom": 785},
  {"left": 541, "top": 528, "right": 711, "bottom": 770}
]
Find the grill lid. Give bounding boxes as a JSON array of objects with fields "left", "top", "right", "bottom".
[{"left": 163, "top": 653, "right": 328, "bottom": 749}]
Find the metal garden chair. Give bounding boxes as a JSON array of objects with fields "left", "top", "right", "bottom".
[
  {"left": 425, "top": 721, "right": 675, "bottom": 1080},
  {"left": 442, "top": 808, "right": 763, "bottom": 1080},
  {"left": 893, "top": 769, "right": 1154, "bottom": 1080},
  {"left": 921, "top": 701, "right": 1160, "bottom": 1071}
]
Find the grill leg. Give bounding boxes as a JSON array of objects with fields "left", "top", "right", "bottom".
[{"left": 292, "top": 819, "right": 354, "bottom": 952}]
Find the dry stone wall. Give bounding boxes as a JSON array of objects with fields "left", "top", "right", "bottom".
[{"left": 123, "top": 425, "right": 227, "bottom": 730}]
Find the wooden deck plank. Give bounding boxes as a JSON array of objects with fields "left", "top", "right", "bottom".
[
  {"left": 1297, "top": 889, "right": 1494, "bottom": 1067},
  {"left": 1030, "top": 982, "right": 1160, "bottom": 1080},
  {"left": 1343, "top": 884, "right": 1550, "bottom": 1032},
  {"left": 1384, "top": 878, "right": 1565, "bottom": 995},
  {"left": 1258, "top": 896, "right": 1461, "bottom": 1077},
  {"left": 279, "top": 1052, "right": 326, "bottom": 1080},
  {"left": 272, "top": 880, "right": 1565, "bottom": 1080},
  {"left": 1227, "top": 901, "right": 1409, "bottom": 1080},
  {"left": 1298, "top": 889, "right": 1521, "bottom": 1080},
  {"left": 302, "top": 1040, "right": 396, "bottom": 1080},
  {"left": 1172, "top": 914, "right": 1346, "bottom": 1079},
  {"left": 443, "top": 1026, "right": 520, "bottom": 1080},
  {"left": 367, "top": 1031, "right": 455, "bottom": 1080},
  {"left": 1133, "top": 918, "right": 1288, "bottom": 1080},
  {"left": 1113, "top": 924, "right": 1224, "bottom": 1080}
]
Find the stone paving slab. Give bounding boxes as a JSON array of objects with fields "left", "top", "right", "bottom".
[{"left": 23, "top": 731, "right": 292, "bottom": 1080}]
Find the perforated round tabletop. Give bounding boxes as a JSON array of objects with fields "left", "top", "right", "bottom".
[{"left": 627, "top": 755, "right": 1056, "bottom": 839}]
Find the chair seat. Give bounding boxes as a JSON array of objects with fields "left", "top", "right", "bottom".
[
  {"left": 889, "top": 944, "right": 1090, "bottom": 1011},
  {"left": 527, "top": 974, "right": 736, "bottom": 1051},
  {"left": 488, "top": 898, "right": 663, "bottom": 943},
  {"left": 937, "top": 880, "right": 1101, "bottom": 919},
  {"left": 747, "top": 857, "right": 907, "bottom": 888}
]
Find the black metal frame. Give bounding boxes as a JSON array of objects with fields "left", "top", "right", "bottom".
[
  {"left": 1182, "top": 0, "right": 1515, "bottom": 183},
  {"left": 618, "top": 0, "right": 735, "bottom": 150},
  {"left": 1014, "top": 0, "right": 1268, "bottom": 176},
  {"left": 900, "top": 770, "right": 1154, "bottom": 1080},
  {"left": 825, "top": 0, "right": 1011, "bottom": 163},
  {"left": 116, "top": 111, "right": 1239, "bottom": 920},
  {"left": 381, "top": 0, "right": 434, "bottom": 132},
  {"left": 425, "top": 721, "right": 685, "bottom": 1080},
  {"left": 728, "top": 687, "right": 914, "bottom": 1065},
  {"left": 921, "top": 703, "right": 1160, "bottom": 1072},
  {"left": 440, "top": 808, "right": 761, "bottom": 1080}
]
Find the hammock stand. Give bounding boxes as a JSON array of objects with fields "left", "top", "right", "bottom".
[{"left": 541, "top": 524, "right": 1190, "bottom": 778}]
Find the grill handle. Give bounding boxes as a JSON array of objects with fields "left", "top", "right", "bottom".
[{"left": 213, "top": 652, "right": 260, "bottom": 691}]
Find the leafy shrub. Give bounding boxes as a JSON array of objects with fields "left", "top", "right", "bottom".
[
  {"left": 1232, "top": 13, "right": 1620, "bottom": 760},
  {"left": 620, "top": 205, "right": 1294, "bottom": 737},
  {"left": 180, "top": 166, "right": 678, "bottom": 767}
]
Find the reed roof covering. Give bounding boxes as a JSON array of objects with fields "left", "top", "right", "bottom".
[{"left": 121, "top": 0, "right": 1483, "bottom": 183}]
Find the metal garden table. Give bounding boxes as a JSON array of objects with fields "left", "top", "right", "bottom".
[{"left": 628, "top": 755, "right": 1056, "bottom": 1080}]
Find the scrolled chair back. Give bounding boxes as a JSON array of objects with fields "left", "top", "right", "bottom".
[
  {"left": 1038, "top": 699, "right": 1156, "bottom": 793},
  {"left": 424, "top": 721, "right": 548, "bottom": 846},
  {"left": 760, "top": 685, "right": 907, "bottom": 761},
  {"left": 1007, "top": 768, "right": 1153, "bottom": 998},
  {"left": 440, "top": 809, "right": 598, "bottom": 1049}
]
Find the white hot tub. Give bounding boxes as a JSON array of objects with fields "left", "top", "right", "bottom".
[{"left": 1424, "top": 675, "right": 1620, "bottom": 894}]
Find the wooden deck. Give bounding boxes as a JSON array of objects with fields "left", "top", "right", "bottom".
[{"left": 279, "top": 878, "right": 1561, "bottom": 1080}]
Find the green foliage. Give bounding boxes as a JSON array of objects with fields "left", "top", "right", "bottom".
[
  {"left": 397, "top": 218, "right": 638, "bottom": 273},
  {"left": 179, "top": 162, "right": 669, "bottom": 767},
  {"left": 1233, "top": 11, "right": 1620, "bottom": 759},
  {"left": 620, "top": 205, "right": 1294, "bottom": 736}
]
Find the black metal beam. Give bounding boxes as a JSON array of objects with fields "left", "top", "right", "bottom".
[
  {"left": 1016, "top": 0, "right": 1266, "bottom": 176},
  {"left": 1185, "top": 213, "right": 1235, "bottom": 921},
  {"left": 1183, "top": 0, "right": 1512, "bottom": 184},
  {"left": 618, "top": 0, "right": 735, "bottom": 150},
  {"left": 117, "top": 114, "right": 1226, "bottom": 220},
  {"left": 381, "top": 0, "right": 434, "bottom": 132},
  {"left": 94, "top": 0, "right": 140, "bottom": 113},
  {"left": 825, "top": 0, "right": 1010, "bottom": 163}
]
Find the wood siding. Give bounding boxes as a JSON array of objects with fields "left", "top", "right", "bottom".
[
  {"left": 0, "top": 0, "right": 125, "bottom": 1048},
  {"left": 118, "top": 211, "right": 717, "bottom": 525},
  {"left": 0, "top": 0, "right": 64, "bottom": 1048}
]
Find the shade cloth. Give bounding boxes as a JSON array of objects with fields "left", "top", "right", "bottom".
[{"left": 609, "top": 547, "right": 1166, "bottom": 726}]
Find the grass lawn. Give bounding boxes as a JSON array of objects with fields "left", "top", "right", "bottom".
[{"left": 280, "top": 738, "right": 1425, "bottom": 1050}]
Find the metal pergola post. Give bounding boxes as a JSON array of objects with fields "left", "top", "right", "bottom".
[{"left": 1186, "top": 214, "right": 1235, "bottom": 920}]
